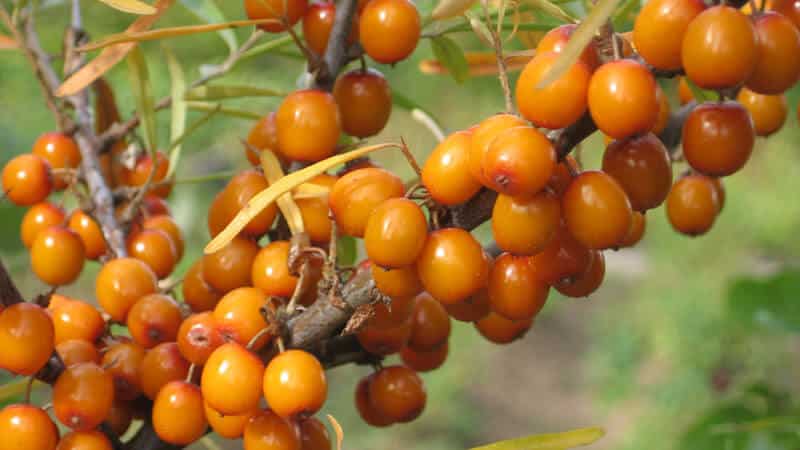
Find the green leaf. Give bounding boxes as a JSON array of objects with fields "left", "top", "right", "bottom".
[
  {"left": 726, "top": 270, "right": 800, "bottom": 332},
  {"left": 126, "top": 46, "right": 157, "bottom": 155},
  {"left": 471, "top": 427, "right": 605, "bottom": 450},
  {"left": 430, "top": 35, "right": 469, "bottom": 83},
  {"left": 392, "top": 91, "right": 447, "bottom": 141},
  {"left": 337, "top": 236, "right": 358, "bottom": 267},
  {"left": 164, "top": 45, "right": 186, "bottom": 179},
  {"left": 684, "top": 76, "right": 718, "bottom": 103},
  {"left": 522, "top": 0, "right": 577, "bottom": 24},
  {"left": 166, "top": 106, "right": 220, "bottom": 156},
  {"left": 179, "top": 0, "right": 237, "bottom": 54},
  {"left": 185, "top": 85, "right": 284, "bottom": 101},
  {"left": 186, "top": 101, "right": 263, "bottom": 119}
]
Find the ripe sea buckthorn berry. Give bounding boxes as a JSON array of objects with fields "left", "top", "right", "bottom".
[
  {"left": 355, "top": 374, "right": 394, "bottom": 427},
  {"left": 666, "top": 174, "right": 719, "bottom": 236},
  {"left": 370, "top": 294, "right": 414, "bottom": 329},
  {"left": 0, "top": 303, "right": 54, "bottom": 375},
  {"left": 247, "top": 113, "right": 279, "bottom": 165},
  {"left": 421, "top": 130, "right": 482, "bottom": 205},
  {"left": 181, "top": 259, "right": 221, "bottom": 312},
  {"left": 492, "top": 190, "right": 560, "bottom": 256},
  {"left": 555, "top": 251, "right": 605, "bottom": 297},
  {"left": 126, "top": 229, "right": 177, "bottom": 279},
  {"left": 587, "top": 60, "right": 659, "bottom": 139},
  {"left": 371, "top": 264, "right": 423, "bottom": 299},
  {"left": 102, "top": 340, "right": 145, "bottom": 401},
  {"left": 475, "top": 311, "right": 533, "bottom": 344},
  {"left": 142, "top": 214, "right": 184, "bottom": 260},
  {"left": 252, "top": 241, "right": 298, "bottom": 297},
  {"left": 51, "top": 298, "right": 104, "bottom": 345},
  {"left": 230, "top": 170, "right": 279, "bottom": 238},
  {"left": 633, "top": 0, "right": 705, "bottom": 70},
  {"left": 364, "top": 198, "right": 428, "bottom": 268},
  {"left": 329, "top": 167, "right": 405, "bottom": 237},
  {"left": 105, "top": 401, "right": 133, "bottom": 437},
  {"left": 32, "top": 132, "right": 81, "bottom": 190},
  {"left": 416, "top": 228, "right": 489, "bottom": 305},
  {"left": 125, "top": 152, "right": 172, "bottom": 198},
  {"left": 563, "top": 171, "right": 633, "bottom": 250},
  {"left": 152, "top": 381, "right": 207, "bottom": 446},
  {"left": 296, "top": 174, "right": 337, "bottom": 244},
  {"left": 53, "top": 362, "right": 114, "bottom": 431},
  {"left": 357, "top": 318, "right": 412, "bottom": 355},
  {"left": 303, "top": 2, "right": 355, "bottom": 56},
  {"left": 143, "top": 194, "right": 171, "bottom": 216},
  {"left": 57, "top": 339, "right": 101, "bottom": 366},
  {"left": 205, "top": 401, "right": 256, "bottom": 439},
  {"left": 31, "top": 225, "right": 85, "bottom": 286},
  {"left": 359, "top": 0, "right": 420, "bottom": 63},
  {"left": 710, "top": 177, "right": 725, "bottom": 212},
  {"left": 0, "top": 405, "right": 59, "bottom": 450},
  {"left": 529, "top": 226, "right": 592, "bottom": 284},
  {"left": 444, "top": 288, "right": 491, "bottom": 322},
  {"left": 488, "top": 253, "right": 549, "bottom": 321},
  {"left": 681, "top": 6, "right": 757, "bottom": 89},
  {"left": 140, "top": 344, "right": 190, "bottom": 400},
  {"left": 245, "top": 0, "right": 307, "bottom": 32},
  {"left": 772, "top": 0, "right": 800, "bottom": 28},
  {"left": 746, "top": 12, "right": 800, "bottom": 94},
  {"left": 48, "top": 293, "right": 73, "bottom": 311},
  {"left": 547, "top": 155, "right": 579, "bottom": 196},
  {"left": 21, "top": 202, "right": 65, "bottom": 248},
  {"left": 515, "top": 52, "right": 591, "bottom": 129},
  {"left": 202, "top": 236, "right": 259, "bottom": 294},
  {"left": 677, "top": 77, "right": 695, "bottom": 105},
  {"left": 67, "top": 210, "right": 106, "bottom": 260},
  {"left": 202, "top": 343, "right": 265, "bottom": 415},
  {"left": 369, "top": 365, "right": 426, "bottom": 423},
  {"left": 602, "top": 133, "right": 672, "bottom": 212},
  {"left": 408, "top": 292, "right": 451, "bottom": 351},
  {"left": 299, "top": 417, "right": 331, "bottom": 450},
  {"left": 276, "top": 90, "right": 340, "bottom": 162},
  {"left": 535, "top": 24, "right": 599, "bottom": 69},
  {"left": 468, "top": 114, "right": 527, "bottom": 184},
  {"left": 177, "top": 312, "right": 224, "bottom": 365},
  {"left": 213, "top": 287, "right": 272, "bottom": 350},
  {"left": 263, "top": 349, "right": 328, "bottom": 418},
  {"left": 652, "top": 85, "right": 671, "bottom": 135},
  {"left": 682, "top": 101, "right": 755, "bottom": 177},
  {"left": 482, "top": 126, "right": 556, "bottom": 196},
  {"left": 401, "top": 342, "right": 448, "bottom": 372},
  {"left": 618, "top": 211, "right": 646, "bottom": 248},
  {"left": 57, "top": 431, "right": 112, "bottom": 450},
  {"left": 2, "top": 153, "right": 52, "bottom": 205},
  {"left": 96, "top": 257, "right": 158, "bottom": 322},
  {"left": 333, "top": 69, "right": 392, "bottom": 138},
  {"left": 126, "top": 294, "right": 183, "bottom": 349},
  {"left": 243, "top": 409, "right": 301, "bottom": 450},
  {"left": 737, "top": 88, "right": 788, "bottom": 137}
]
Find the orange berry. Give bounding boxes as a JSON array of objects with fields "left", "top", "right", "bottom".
[
  {"left": 401, "top": 342, "right": 448, "bottom": 372},
  {"left": 772, "top": 0, "right": 800, "bottom": 28},
  {"left": 633, "top": 0, "right": 706, "bottom": 70},
  {"left": 213, "top": 287, "right": 272, "bottom": 350},
  {"left": 618, "top": 211, "right": 646, "bottom": 248},
  {"left": 355, "top": 374, "right": 394, "bottom": 427},
  {"left": 126, "top": 229, "right": 177, "bottom": 279},
  {"left": 359, "top": 0, "right": 420, "bottom": 63},
  {"left": 492, "top": 190, "right": 560, "bottom": 256},
  {"left": 682, "top": 6, "right": 758, "bottom": 89},
  {"left": 416, "top": 228, "right": 489, "bottom": 305},
  {"left": 652, "top": 85, "right": 671, "bottom": 135},
  {"left": 0, "top": 303, "right": 54, "bottom": 375},
  {"left": 245, "top": 0, "right": 308, "bottom": 32},
  {"left": 181, "top": 259, "right": 222, "bottom": 313},
  {"left": 678, "top": 77, "right": 695, "bottom": 105},
  {"left": 31, "top": 225, "right": 85, "bottom": 286},
  {"left": 468, "top": 114, "right": 527, "bottom": 184},
  {"left": 126, "top": 294, "right": 183, "bottom": 349},
  {"left": 141, "top": 214, "right": 184, "bottom": 260},
  {"left": 296, "top": 174, "right": 337, "bottom": 244},
  {"left": 304, "top": 2, "right": 345, "bottom": 55},
  {"left": 177, "top": 312, "right": 224, "bottom": 365},
  {"left": 481, "top": 126, "right": 556, "bottom": 197},
  {"left": 202, "top": 236, "right": 259, "bottom": 294},
  {"left": 421, "top": 130, "right": 482, "bottom": 205},
  {"left": 746, "top": 11, "right": 800, "bottom": 94},
  {"left": 588, "top": 60, "right": 659, "bottom": 139},
  {"left": 444, "top": 288, "right": 491, "bottom": 322},
  {"left": 666, "top": 174, "right": 719, "bottom": 236},
  {"left": 475, "top": 311, "right": 533, "bottom": 344},
  {"left": 263, "top": 350, "right": 328, "bottom": 418},
  {"left": 209, "top": 170, "right": 278, "bottom": 239},
  {"left": 0, "top": 405, "right": 59, "bottom": 450},
  {"left": 125, "top": 152, "right": 172, "bottom": 198},
  {"left": 252, "top": 241, "right": 298, "bottom": 297},
  {"left": 364, "top": 198, "right": 428, "bottom": 268},
  {"left": 369, "top": 365, "right": 426, "bottom": 423},
  {"left": 602, "top": 133, "right": 672, "bottom": 212},
  {"left": 51, "top": 299, "right": 104, "bottom": 345},
  {"left": 96, "top": 258, "right": 158, "bottom": 322},
  {"left": 563, "top": 171, "right": 633, "bottom": 250},
  {"left": 276, "top": 90, "right": 341, "bottom": 162},
  {"left": 67, "top": 210, "right": 106, "bottom": 260},
  {"left": 682, "top": 101, "right": 755, "bottom": 176},
  {"left": 515, "top": 52, "right": 591, "bottom": 129},
  {"left": 53, "top": 362, "right": 114, "bottom": 431},
  {"left": 2, "top": 153, "right": 52, "bottom": 206},
  {"left": 21, "top": 202, "right": 65, "bottom": 249},
  {"left": 204, "top": 402, "right": 256, "bottom": 439},
  {"left": 357, "top": 318, "right": 412, "bottom": 355},
  {"left": 202, "top": 343, "right": 265, "bottom": 415},
  {"left": 105, "top": 401, "right": 133, "bottom": 437},
  {"left": 737, "top": 88, "right": 788, "bottom": 136},
  {"left": 329, "top": 167, "right": 405, "bottom": 237},
  {"left": 247, "top": 113, "right": 280, "bottom": 165},
  {"left": 529, "top": 227, "right": 592, "bottom": 284},
  {"left": 298, "top": 417, "right": 331, "bottom": 450},
  {"left": 371, "top": 264, "right": 423, "bottom": 299},
  {"left": 57, "top": 431, "right": 112, "bottom": 450},
  {"left": 333, "top": 68, "right": 392, "bottom": 138},
  {"left": 31, "top": 132, "right": 81, "bottom": 191},
  {"left": 102, "top": 341, "right": 145, "bottom": 401},
  {"left": 56, "top": 339, "right": 100, "bottom": 366},
  {"left": 555, "top": 251, "right": 605, "bottom": 297},
  {"left": 535, "top": 24, "right": 599, "bottom": 69},
  {"left": 152, "top": 381, "right": 207, "bottom": 445},
  {"left": 488, "top": 253, "right": 549, "bottom": 320},
  {"left": 710, "top": 177, "right": 725, "bottom": 213},
  {"left": 408, "top": 292, "right": 451, "bottom": 351},
  {"left": 243, "top": 410, "right": 301, "bottom": 450},
  {"left": 547, "top": 155, "right": 579, "bottom": 196}
]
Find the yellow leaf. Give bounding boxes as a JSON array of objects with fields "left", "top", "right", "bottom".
[
  {"left": 471, "top": 427, "right": 605, "bottom": 450},
  {"left": 293, "top": 182, "right": 330, "bottom": 199},
  {"left": 205, "top": 143, "right": 401, "bottom": 254},
  {"left": 522, "top": 0, "right": 577, "bottom": 24},
  {"left": 431, "top": 0, "right": 477, "bottom": 19},
  {"left": 56, "top": 0, "right": 175, "bottom": 97},
  {"left": 259, "top": 148, "right": 305, "bottom": 235},
  {"left": 535, "top": 0, "right": 621, "bottom": 89},
  {"left": 95, "top": 0, "right": 157, "bottom": 14},
  {"left": 79, "top": 19, "right": 278, "bottom": 51},
  {"left": 327, "top": 414, "right": 344, "bottom": 450},
  {"left": 419, "top": 51, "right": 531, "bottom": 76}
]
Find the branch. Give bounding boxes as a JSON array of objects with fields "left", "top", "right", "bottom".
[
  {"left": 313, "top": 0, "right": 359, "bottom": 90},
  {"left": 0, "top": 259, "right": 24, "bottom": 306}
]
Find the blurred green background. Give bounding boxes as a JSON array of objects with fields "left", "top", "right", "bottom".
[{"left": 2, "top": 1, "right": 800, "bottom": 449}]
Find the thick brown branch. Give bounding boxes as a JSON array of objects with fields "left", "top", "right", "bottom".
[
  {"left": 313, "top": 0, "right": 358, "bottom": 90},
  {"left": 0, "top": 259, "right": 25, "bottom": 306}
]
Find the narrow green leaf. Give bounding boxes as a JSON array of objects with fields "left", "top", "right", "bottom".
[
  {"left": 186, "top": 101, "right": 262, "bottom": 119},
  {"left": 166, "top": 106, "right": 220, "bottom": 155},
  {"left": 95, "top": 0, "right": 157, "bottom": 14},
  {"left": 684, "top": 77, "right": 717, "bottom": 103},
  {"left": 471, "top": 427, "right": 605, "bottom": 450},
  {"left": 522, "top": 0, "right": 577, "bottom": 23},
  {"left": 185, "top": 85, "right": 285, "bottom": 101},
  {"left": 126, "top": 46, "right": 157, "bottom": 155},
  {"left": 240, "top": 34, "right": 293, "bottom": 61},
  {"left": 164, "top": 45, "right": 186, "bottom": 179},
  {"left": 430, "top": 35, "right": 469, "bottom": 83},
  {"left": 392, "top": 91, "right": 447, "bottom": 141},
  {"left": 179, "top": 0, "right": 237, "bottom": 53},
  {"left": 337, "top": 235, "right": 358, "bottom": 266},
  {"left": 536, "top": 0, "right": 623, "bottom": 88}
]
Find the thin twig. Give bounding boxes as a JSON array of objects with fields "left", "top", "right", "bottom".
[{"left": 481, "top": 0, "right": 514, "bottom": 113}]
